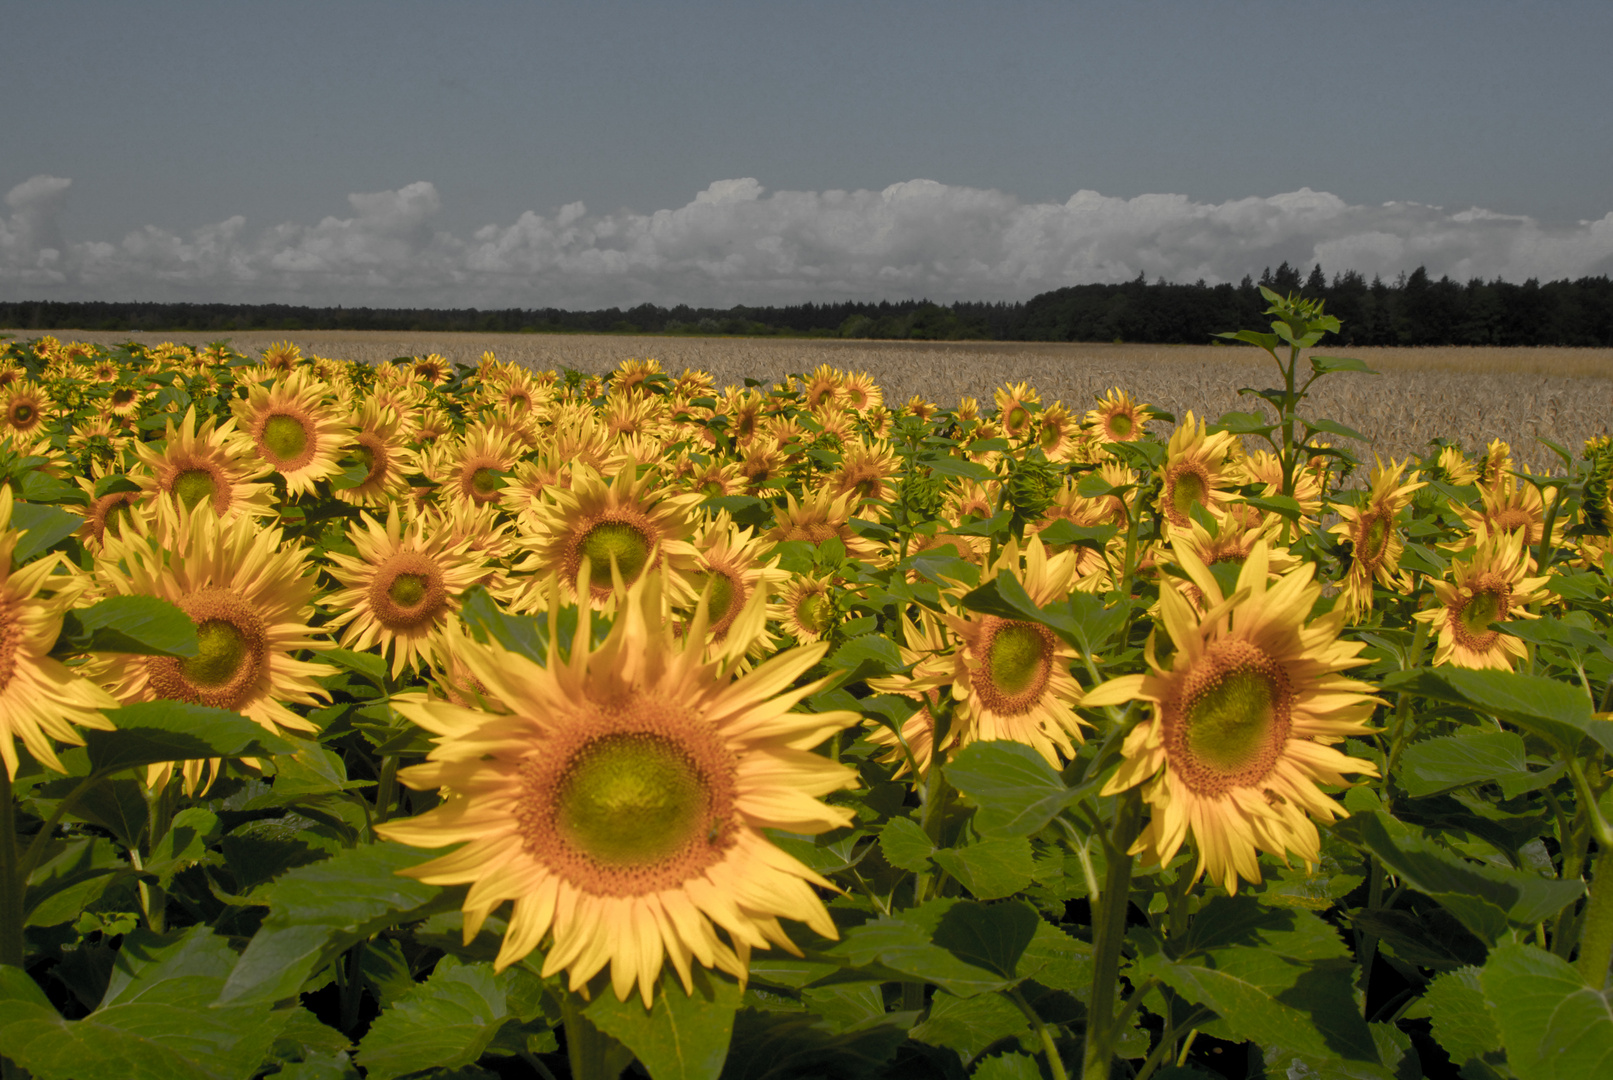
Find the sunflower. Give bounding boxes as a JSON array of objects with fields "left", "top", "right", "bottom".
[
  {"left": 681, "top": 456, "right": 745, "bottom": 499},
  {"left": 1241, "top": 449, "right": 1324, "bottom": 526},
  {"left": 129, "top": 406, "right": 278, "bottom": 520},
  {"left": 1083, "top": 541, "right": 1381, "bottom": 894},
  {"left": 672, "top": 367, "right": 716, "bottom": 401},
  {"left": 324, "top": 507, "right": 488, "bottom": 677},
  {"left": 827, "top": 440, "right": 900, "bottom": 508},
  {"left": 993, "top": 382, "right": 1040, "bottom": 439},
  {"left": 2, "top": 382, "right": 50, "bottom": 438},
  {"left": 1168, "top": 503, "right": 1302, "bottom": 611},
  {"left": 1430, "top": 444, "right": 1479, "bottom": 487},
  {"left": 610, "top": 357, "right": 663, "bottom": 397},
  {"left": 515, "top": 464, "right": 701, "bottom": 609},
  {"left": 801, "top": 364, "right": 843, "bottom": 411},
  {"left": 841, "top": 371, "right": 882, "bottom": 413},
  {"left": 766, "top": 488, "right": 881, "bottom": 562},
  {"left": 903, "top": 395, "right": 938, "bottom": 422},
  {"left": 1328, "top": 457, "right": 1425, "bottom": 620},
  {"left": 337, "top": 396, "right": 420, "bottom": 507},
  {"left": 0, "top": 488, "right": 118, "bottom": 778},
  {"left": 777, "top": 573, "right": 837, "bottom": 644},
  {"left": 82, "top": 502, "right": 329, "bottom": 786},
  {"left": 1036, "top": 403, "right": 1078, "bottom": 461},
  {"left": 77, "top": 487, "right": 145, "bottom": 549},
  {"left": 100, "top": 381, "right": 152, "bottom": 422},
  {"left": 1157, "top": 412, "right": 1240, "bottom": 535},
  {"left": 498, "top": 457, "right": 569, "bottom": 533},
  {"left": 238, "top": 371, "right": 352, "bottom": 494},
  {"left": 1413, "top": 526, "right": 1551, "bottom": 670},
  {"left": 1477, "top": 438, "right": 1513, "bottom": 490},
  {"left": 681, "top": 512, "right": 790, "bottom": 650},
  {"left": 433, "top": 421, "right": 522, "bottom": 510},
  {"left": 1086, "top": 388, "right": 1154, "bottom": 444},
  {"left": 1452, "top": 474, "right": 1557, "bottom": 549},
  {"left": 1583, "top": 435, "right": 1613, "bottom": 536},
  {"left": 259, "top": 341, "right": 303, "bottom": 375},
  {"left": 375, "top": 571, "right": 857, "bottom": 1006},
  {"left": 411, "top": 354, "right": 453, "bottom": 386},
  {"left": 937, "top": 537, "right": 1089, "bottom": 767}
]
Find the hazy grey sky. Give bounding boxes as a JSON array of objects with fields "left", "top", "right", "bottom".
[{"left": 4, "top": 1, "right": 1611, "bottom": 307}]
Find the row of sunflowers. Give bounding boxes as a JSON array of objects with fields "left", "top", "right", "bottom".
[{"left": 1, "top": 294, "right": 1611, "bottom": 1080}]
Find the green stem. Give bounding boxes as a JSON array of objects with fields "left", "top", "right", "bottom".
[
  {"left": 1082, "top": 790, "right": 1142, "bottom": 1080},
  {"left": 1578, "top": 846, "right": 1613, "bottom": 987},
  {"left": 1008, "top": 987, "right": 1070, "bottom": 1080},
  {"left": 560, "top": 990, "right": 632, "bottom": 1080},
  {"left": 376, "top": 754, "right": 399, "bottom": 824},
  {"left": 0, "top": 770, "right": 22, "bottom": 970}
]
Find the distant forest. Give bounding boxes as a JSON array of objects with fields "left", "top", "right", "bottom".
[{"left": 4, "top": 262, "right": 1612, "bottom": 346}]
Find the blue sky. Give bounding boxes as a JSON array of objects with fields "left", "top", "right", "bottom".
[{"left": 4, "top": 1, "right": 1611, "bottom": 307}]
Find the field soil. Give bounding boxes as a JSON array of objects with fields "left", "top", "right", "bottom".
[{"left": 9, "top": 329, "right": 1611, "bottom": 475}]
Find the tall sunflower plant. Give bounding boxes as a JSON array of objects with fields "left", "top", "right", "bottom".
[{"left": 0, "top": 330, "right": 1610, "bottom": 1080}]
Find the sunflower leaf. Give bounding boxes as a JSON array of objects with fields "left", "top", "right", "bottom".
[
  {"left": 944, "top": 741, "right": 1081, "bottom": 839},
  {"left": 1398, "top": 731, "right": 1532, "bottom": 797},
  {"left": 586, "top": 967, "right": 741, "bottom": 1080},
  {"left": 9, "top": 502, "right": 81, "bottom": 563},
  {"left": 1480, "top": 941, "right": 1613, "bottom": 1080},
  {"left": 933, "top": 840, "right": 1036, "bottom": 901},
  {"left": 83, "top": 702, "right": 296, "bottom": 775},
  {"left": 54, "top": 594, "right": 200, "bottom": 659},
  {"left": 356, "top": 957, "right": 545, "bottom": 1080},
  {"left": 1381, "top": 667, "right": 1612, "bottom": 756}
]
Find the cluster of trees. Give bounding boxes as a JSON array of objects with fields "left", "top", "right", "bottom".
[{"left": 4, "top": 264, "right": 1612, "bottom": 345}]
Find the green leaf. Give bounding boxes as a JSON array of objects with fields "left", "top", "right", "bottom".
[
  {"left": 1213, "top": 410, "right": 1277, "bottom": 436},
  {"left": 951, "top": 509, "right": 1012, "bottom": 537},
  {"left": 827, "top": 635, "right": 904, "bottom": 682},
  {"left": 1075, "top": 472, "right": 1123, "bottom": 499},
  {"left": 356, "top": 958, "right": 537, "bottom": 1080},
  {"left": 24, "top": 836, "right": 130, "bottom": 927},
  {"left": 585, "top": 967, "right": 741, "bottom": 1080},
  {"left": 944, "top": 741, "right": 1078, "bottom": 838},
  {"left": 1423, "top": 966, "right": 1502, "bottom": 1068},
  {"left": 829, "top": 899, "right": 1031, "bottom": 997},
  {"left": 1382, "top": 667, "right": 1610, "bottom": 755},
  {"left": 1500, "top": 616, "right": 1613, "bottom": 661},
  {"left": 703, "top": 494, "right": 773, "bottom": 530},
  {"left": 1398, "top": 732, "right": 1531, "bottom": 797},
  {"left": 220, "top": 842, "right": 462, "bottom": 1006},
  {"left": 1480, "top": 941, "right": 1613, "bottom": 1080},
  {"left": 1302, "top": 416, "right": 1372, "bottom": 443},
  {"left": 1179, "top": 897, "right": 1350, "bottom": 962},
  {"left": 927, "top": 900, "right": 1042, "bottom": 981},
  {"left": 0, "top": 927, "right": 293, "bottom": 1080},
  {"left": 721, "top": 1008, "right": 908, "bottom": 1080},
  {"left": 1034, "top": 518, "right": 1118, "bottom": 548},
  {"left": 1132, "top": 946, "right": 1377, "bottom": 1064},
  {"left": 1347, "top": 908, "right": 1485, "bottom": 971},
  {"left": 458, "top": 584, "right": 547, "bottom": 663},
  {"left": 1017, "top": 920, "right": 1092, "bottom": 993},
  {"left": 922, "top": 454, "right": 997, "bottom": 483},
  {"left": 143, "top": 807, "right": 222, "bottom": 886},
  {"left": 972, "top": 1055, "right": 1046, "bottom": 1080},
  {"left": 1331, "top": 812, "right": 1582, "bottom": 938},
  {"left": 909, "top": 989, "right": 1029, "bottom": 1060},
  {"left": 10, "top": 502, "right": 81, "bottom": 563},
  {"left": 55, "top": 595, "right": 200, "bottom": 658},
  {"left": 84, "top": 701, "right": 297, "bottom": 774},
  {"left": 878, "top": 817, "right": 935, "bottom": 872},
  {"left": 316, "top": 647, "right": 389, "bottom": 686},
  {"left": 933, "top": 839, "right": 1036, "bottom": 901},
  {"left": 1308, "top": 355, "right": 1378, "bottom": 375}
]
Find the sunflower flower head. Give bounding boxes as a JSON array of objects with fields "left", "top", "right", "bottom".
[
  {"left": 1085, "top": 540, "right": 1381, "bottom": 894},
  {"left": 376, "top": 568, "right": 858, "bottom": 1006}
]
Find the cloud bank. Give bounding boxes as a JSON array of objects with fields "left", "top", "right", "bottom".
[{"left": 4, "top": 175, "right": 1612, "bottom": 309}]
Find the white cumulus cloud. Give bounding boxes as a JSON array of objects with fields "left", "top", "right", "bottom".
[{"left": 3, "top": 175, "right": 1611, "bottom": 308}]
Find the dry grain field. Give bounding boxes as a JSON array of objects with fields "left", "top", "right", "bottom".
[{"left": 15, "top": 329, "right": 1613, "bottom": 475}]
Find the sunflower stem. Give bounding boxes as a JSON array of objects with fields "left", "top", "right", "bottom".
[
  {"left": 1082, "top": 789, "right": 1142, "bottom": 1080},
  {"left": 0, "top": 770, "right": 23, "bottom": 971},
  {"left": 560, "top": 989, "right": 632, "bottom": 1080},
  {"left": 376, "top": 754, "right": 399, "bottom": 823},
  {"left": 1577, "top": 846, "right": 1613, "bottom": 987},
  {"left": 1008, "top": 986, "right": 1070, "bottom": 1080}
]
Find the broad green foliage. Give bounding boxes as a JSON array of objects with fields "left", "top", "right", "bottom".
[{"left": 0, "top": 312, "right": 1610, "bottom": 1080}]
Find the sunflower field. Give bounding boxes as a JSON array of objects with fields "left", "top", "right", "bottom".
[{"left": 0, "top": 291, "right": 1611, "bottom": 1080}]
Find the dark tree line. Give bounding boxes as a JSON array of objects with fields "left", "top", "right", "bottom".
[{"left": 4, "top": 263, "right": 1611, "bottom": 345}]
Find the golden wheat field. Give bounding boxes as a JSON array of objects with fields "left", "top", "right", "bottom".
[{"left": 12, "top": 329, "right": 1612, "bottom": 475}]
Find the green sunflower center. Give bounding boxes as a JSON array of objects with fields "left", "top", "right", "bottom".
[
  {"left": 1008, "top": 405, "right": 1028, "bottom": 430},
  {"left": 1363, "top": 512, "right": 1392, "bottom": 561},
  {"left": 263, "top": 414, "right": 309, "bottom": 462},
  {"left": 1040, "top": 424, "right": 1062, "bottom": 450},
  {"left": 988, "top": 623, "right": 1047, "bottom": 696},
  {"left": 700, "top": 572, "right": 737, "bottom": 622},
  {"left": 796, "top": 592, "right": 832, "bottom": 636},
  {"left": 1185, "top": 667, "right": 1279, "bottom": 773},
  {"left": 1171, "top": 469, "right": 1207, "bottom": 519},
  {"left": 12, "top": 404, "right": 34, "bottom": 424},
  {"left": 182, "top": 619, "right": 250, "bottom": 687},
  {"left": 173, "top": 468, "right": 217, "bottom": 510},
  {"left": 1109, "top": 413, "right": 1133, "bottom": 438},
  {"left": 1459, "top": 589, "right": 1504, "bottom": 639},
  {"left": 389, "top": 573, "right": 429, "bottom": 609},
  {"left": 355, "top": 444, "right": 376, "bottom": 471},
  {"left": 556, "top": 735, "right": 709, "bottom": 865},
  {"left": 581, "top": 521, "right": 651, "bottom": 588},
  {"left": 471, "top": 466, "right": 503, "bottom": 495}
]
